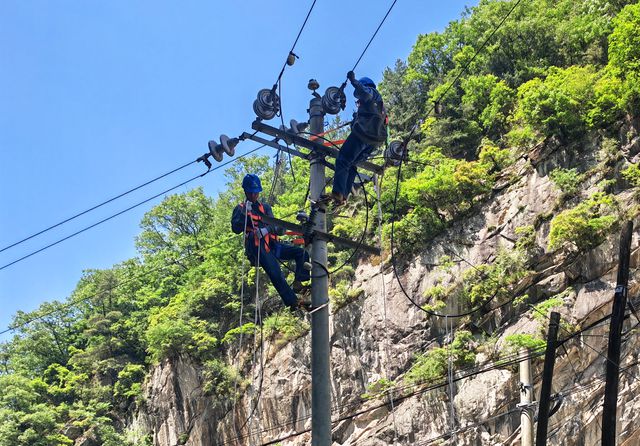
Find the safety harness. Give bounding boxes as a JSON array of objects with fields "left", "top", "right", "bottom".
[{"left": 240, "top": 202, "right": 278, "bottom": 253}]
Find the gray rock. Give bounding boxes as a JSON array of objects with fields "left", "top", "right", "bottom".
[{"left": 129, "top": 141, "right": 640, "bottom": 446}]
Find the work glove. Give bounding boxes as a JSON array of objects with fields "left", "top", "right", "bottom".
[
  {"left": 256, "top": 227, "right": 270, "bottom": 239},
  {"left": 347, "top": 70, "right": 356, "bottom": 82}
]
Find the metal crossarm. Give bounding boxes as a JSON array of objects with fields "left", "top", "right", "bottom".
[
  {"left": 260, "top": 214, "right": 381, "bottom": 255},
  {"left": 251, "top": 120, "right": 384, "bottom": 174},
  {"left": 240, "top": 132, "right": 308, "bottom": 160}
]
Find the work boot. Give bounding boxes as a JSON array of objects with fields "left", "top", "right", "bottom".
[
  {"left": 296, "top": 297, "right": 313, "bottom": 312},
  {"left": 318, "top": 192, "right": 346, "bottom": 207},
  {"left": 292, "top": 280, "right": 310, "bottom": 295}
]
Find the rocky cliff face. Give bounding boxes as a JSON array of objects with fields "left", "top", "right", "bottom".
[{"left": 130, "top": 138, "right": 640, "bottom": 445}]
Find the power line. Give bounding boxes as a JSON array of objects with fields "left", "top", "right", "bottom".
[
  {"left": 272, "top": 0, "right": 317, "bottom": 87},
  {"left": 222, "top": 347, "right": 548, "bottom": 446},
  {"left": 1, "top": 1, "right": 319, "bottom": 271},
  {"left": 269, "top": 0, "right": 320, "bottom": 194},
  {"left": 0, "top": 145, "right": 266, "bottom": 272},
  {"left": 225, "top": 311, "right": 639, "bottom": 445},
  {"left": 351, "top": 0, "right": 399, "bottom": 72},
  {"left": 0, "top": 159, "right": 196, "bottom": 254},
  {"left": 0, "top": 205, "right": 306, "bottom": 335},
  {"left": 424, "top": 0, "right": 525, "bottom": 119},
  {"left": 388, "top": 0, "right": 527, "bottom": 318}
]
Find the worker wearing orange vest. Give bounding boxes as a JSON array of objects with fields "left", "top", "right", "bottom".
[{"left": 231, "top": 174, "right": 311, "bottom": 311}]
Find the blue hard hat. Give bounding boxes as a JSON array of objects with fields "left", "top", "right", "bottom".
[
  {"left": 242, "top": 174, "right": 262, "bottom": 193},
  {"left": 358, "top": 77, "right": 376, "bottom": 88}
]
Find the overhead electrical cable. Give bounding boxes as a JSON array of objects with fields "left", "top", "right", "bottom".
[
  {"left": 0, "top": 205, "right": 304, "bottom": 335},
  {"left": 389, "top": 0, "right": 526, "bottom": 318},
  {"left": 222, "top": 346, "right": 549, "bottom": 446},
  {"left": 0, "top": 145, "right": 267, "bottom": 272},
  {"left": 350, "top": 0, "right": 399, "bottom": 72},
  {"left": 224, "top": 314, "right": 640, "bottom": 446},
  {"left": 0, "top": 159, "right": 196, "bottom": 254},
  {"left": 272, "top": 0, "right": 317, "bottom": 87},
  {"left": 231, "top": 340, "right": 545, "bottom": 418},
  {"left": 268, "top": 0, "right": 319, "bottom": 190},
  {"left": 529, "top": 299, "right": 640, "bottom": 382},
  {"left": 232, "top": 201, "right": 252, "bottom": 428}
]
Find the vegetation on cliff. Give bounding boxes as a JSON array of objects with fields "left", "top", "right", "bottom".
[{"left": 2, "top": 1, "right": 639, "bottom": 444}]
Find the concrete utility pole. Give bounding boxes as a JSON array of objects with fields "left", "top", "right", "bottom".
[
  {"left": 308, "top": 80, "right": 332, "bottom": 446},
  {"left": 536, "top": 311, "right": 561, "bottom": 446},
  {"left": 602, "top": 220, "right": 634, "bottom": 446},
  {"left": 519, "top": 348, "right": 534, "bottom": 446},
  {"left": 247, "top": 80, "right": 381, "bottom": 445}
]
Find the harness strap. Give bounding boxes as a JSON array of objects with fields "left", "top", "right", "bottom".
[{"left": 241, "top": 202, "right": 278, "bottom": 253}]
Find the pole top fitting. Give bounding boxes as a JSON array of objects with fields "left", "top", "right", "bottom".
[{"left": 308, "top": 79, "right": 320, "bottom": 92}]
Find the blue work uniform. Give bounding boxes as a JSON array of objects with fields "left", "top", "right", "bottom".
[
  {"left": 332, "top": 79, "right": 387, "bottom": 199},
  {"left": 231, "top": 201, "right": 310, "bottom": 308}
]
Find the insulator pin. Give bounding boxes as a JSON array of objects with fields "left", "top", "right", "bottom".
[
  {"left": 321, "top": 86, "right": 345, "bottom": 115},
  {"left": 384, "top": 140, "right": 405, "bottom": 167},
  {"left": 253, "top": 88, "right": 280, "bottom": 120}
]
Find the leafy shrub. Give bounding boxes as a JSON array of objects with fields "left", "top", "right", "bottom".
[
  {"left": 622, "top": 163, "right": 640, "bottom": 187},
  {"left": 422, "top": 299, "right": 447, "bottom": 313},
  {"left": 478, "top": 139, "right": 514, "bottom": 172},
  {"left": 383, "top": 206, "right": 444, "bottom": 252},
  {"left": 607, "top": 3, "right": 640, "bottom": 114},
  {"left": 405, "top": 331, "right": 476, "bottom": 384},
  {"left": 462, "top": 249, "right": 529, "bottom": 305},
  {"left": 549, "top": 168, "right": 584, "bottom": 196},
  {"left": 362, "top": 378, "right": 395, "bottom": 400},
  {"left": 437, "top": 255, "right": 455, "bottom": 271},
  {"left": 144, "top": 290, "right": 220, "bottom": 362},
  {"left": 202, "top": 358, "right": 236, "bottom": 401},
  {"left": 383, "top": 146, "right": 494, "bottom": 254},
  {"left": 462, "top": 75, "right": 515, "bottom": 137},
  {"left": 505, "top": 124, "right": 538, "bottom": 148},
  {"left": 263, "top": 310, "right": 309, "bottom": 347},
  {"left": 422, "top": 284, "right": 451, "bottom": 312},
  {"left": 514, "top": 225, "right": 537, "bottom": 254},
  {"left": 329, "top": 281, "right": 364, "bottom": 310},
  {"left": 423, "top": 284, "right": 448, "bottom": 301},
  {"left": 513, "top": 66, "right": 601, "bottom": 138},
  {"left": 221, "top": 323, "right": 256, "bottom": 345},
  {"left": 548, "top": 192, "right": 618, "bottom": 250},
  {"left": 113, "top": 364, "right": 145, "bottom": 401},
  {"left": 532, "top": 297, "right": 565, "bottom": 322},
  {"left": 588, "top": 71, "right": 626, "bottom": 127},
  {"left": 145, "top": 313, "right": 194, "bottom": 363},
  {"left": 504, "top": 334, "right": 546, "bottom": 352},
  {"left": 405, "top": 348, "right": 448, "bottom": 385}
]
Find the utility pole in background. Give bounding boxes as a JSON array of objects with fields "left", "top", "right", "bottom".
[
  {"left": 536, "top": 311, "right": 561, "bottom": 446},
  {"left": 602, "top": 221, "right": 634, "bottom": 446},
  {"left": 308, "top": 79, "right": 332, "bottom": 446},
  {"left": 519, "top": 348, "right": 534, "bottom": 446}
]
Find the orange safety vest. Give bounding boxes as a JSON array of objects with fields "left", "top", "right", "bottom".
[{"left": 240, "top": 202, "right": 278, "bottom": 253}]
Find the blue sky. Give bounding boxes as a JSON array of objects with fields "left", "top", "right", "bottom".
[{"left": 0, "top": 0, "right": 476, "bottom": 339}]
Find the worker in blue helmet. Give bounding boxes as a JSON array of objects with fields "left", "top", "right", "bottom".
[
  {"left": 322, "top": 71, "right": 387, "bottom": 206},
  {"left": 231, "top": 174, "right": 311, "bottom": 311}
]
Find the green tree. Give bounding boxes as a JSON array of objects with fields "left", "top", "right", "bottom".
[
  {"left": 513, "top": 65, "right": 601, "bottom": 139},
  {"left": 548, "top": 193, "right": 618, "bottom": 250},
  {"left": 136, "top": 187, "right": 216, "bottom": 270},
  {"left": 607, "top": 2, "right": 640, "bottom": 114}
]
